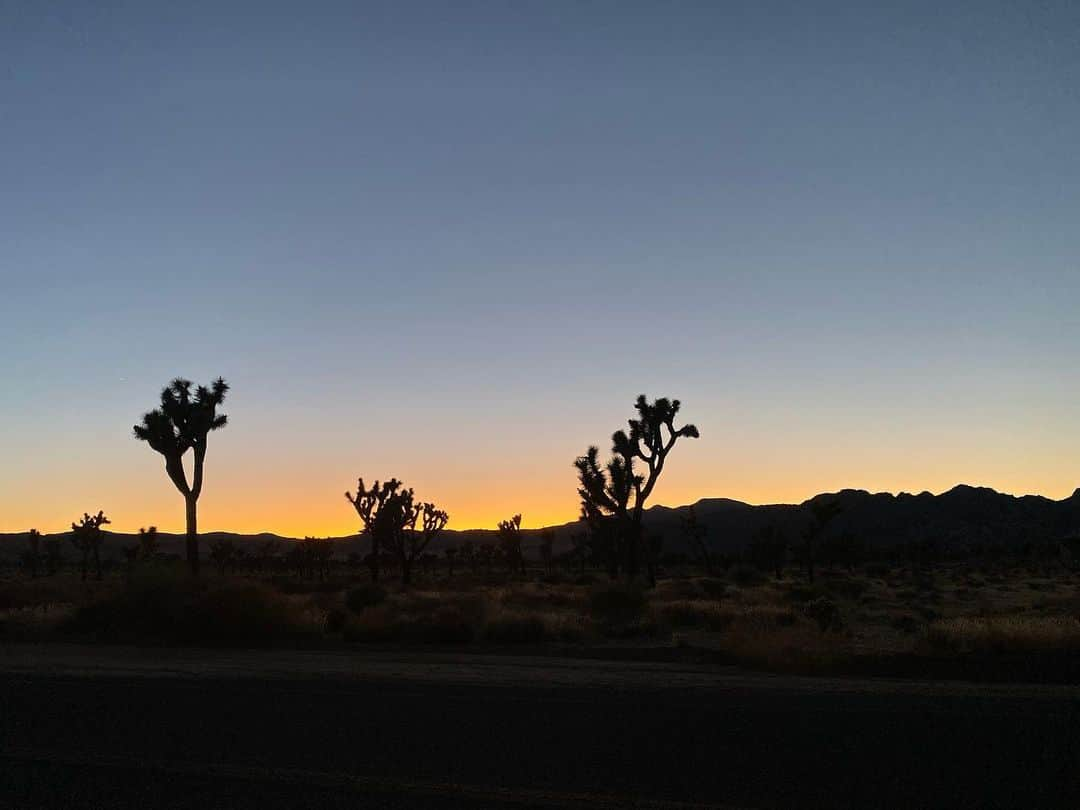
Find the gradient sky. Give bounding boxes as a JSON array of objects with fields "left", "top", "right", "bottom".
[{"left": 2, "top": 1, "right": 1079, "bottom": 536}]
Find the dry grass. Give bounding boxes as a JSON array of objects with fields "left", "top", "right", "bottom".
[
  {"left": 926, "top": 616, "right": 1080, "bottom": 655},
  {"left": 3, "top": 561, "right": 1080, "bottom": 678}
]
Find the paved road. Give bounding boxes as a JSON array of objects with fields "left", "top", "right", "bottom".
[{"left": 1, "top": 645, "right": 1077, "bottom": 808}]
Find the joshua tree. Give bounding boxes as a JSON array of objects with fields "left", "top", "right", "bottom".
[
  {"left": 749, "top": 523, "right": 787, "bottom": 580},
  {"left": 43, "top": 537, "right": 63, "bottom": 576},
  {"left": 681, "top": 506, "right": 713, "bottom": 575},
  {"left": 539, "top": 530, "right": 555, "bottom": 575},
  {"left": 70, "top": 511, "right": 110, "bottom": 581},
  {"left": 134, "top": 377, "right": 229, "bottom": 576},
  {"left": 257, "top": 538, "right": 281, "bottom": 574},
  {"left": 569, "top": 531, "right": 588, "bottom": 575},
  {"left": 801, "top": 500, "right": 842, "bottom": 584},
  {"left": 575, "top": 395, "right": 699, "bottom": 583},
  {"left": 346, "top": 478, "right": 395, "bottom": 582},
  {"left": 209, "top": 537, "right": 236, "bottom": 576},
  {"left": 21, "top": 529, "right": 42, "bottom": 578},
  {"left": 138, "top": 526, "right": 159, "bottom": 559},
  {"left": 497, "top": 515, "right": 526, "bottom": 577},
  {"left": 346, "top": 478, "right": 448, "bottom": 586}
]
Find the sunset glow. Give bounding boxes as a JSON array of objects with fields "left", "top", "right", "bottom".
[{"left": 2, "top": 4, "right": 1078, "bottom": 537}]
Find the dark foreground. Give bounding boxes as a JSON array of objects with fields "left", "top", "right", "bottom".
[{"left": 1, "top": 646, "right": 1077, "bottom": 809}]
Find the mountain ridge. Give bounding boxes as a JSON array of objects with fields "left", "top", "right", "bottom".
[{"left": 3, "top": 484, "right": 1079, "bottom": 561}]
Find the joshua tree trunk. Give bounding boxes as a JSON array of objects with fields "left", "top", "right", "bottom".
[
  {"left": 369, "top": 537, "right": 381, "bottom": 582},
  {"left": 185, "top": 494, "right": 200, "bottom": 576}
]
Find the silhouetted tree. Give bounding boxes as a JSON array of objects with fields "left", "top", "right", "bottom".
[
  {"left": 461, "top": 541, "right": 477, "bottom": 573},
  {"left": 801, "top": 500, "right": 842, "bottom": 584},
  {"left": 346, "top": 478, "right": 395, "bottom": 582},
  {"left": 749, "top": 524, "right": 787, "bottom": 580},
  {"left": 539, "top": 530, "right": 555, "bottom": 574},
  {"left": 681, "top": 506, "right": 713, "bottom": 574},
  {"left": 497, "top": 515, "right": 526, "bottom": 576},
  {"left": 43, "top": 537, "right": 63, "bottom": 576},
  {"left": 257, "top": 538, "right": 281, "bottom": 574},
  {"left": 575, "top": 395, "right": 699, "bottom": 583},
  {"left": 209, "top": 537, "right": 236, "bottom": 576},
  {"left": 70, "top": 511, "right": 110, "bottom": 581},
  {"left": 138, "top": 526, "right": 159, "bottom": 559},
  {"left": 646, "top": 534, "right": 663, "bottom": 584},
  {"left": 569, "top": 531, "right": 588, "bottom": 575},
  {"left": 346, "top": 478, "right": 448, "bottom": 586},
  {"left": 21, "top": 529, "right": 42, "bottom": 578},
  {"left": 134, "top": 377, "right": 229, "bottom": 576},
  {"left": 122, "top": 544, "right": 140, "bottom": 578},
  {"left": 309, "top": 537, "right": 334, "bottom": 581}
]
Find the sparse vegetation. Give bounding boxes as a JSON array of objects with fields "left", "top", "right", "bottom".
[{"left": 2, "top": 555, "right": 1080, "bottom": 680}]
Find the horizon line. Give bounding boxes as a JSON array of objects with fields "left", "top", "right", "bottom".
[{"left": 5, "top": 481, "right": 1077, "bottom": 538}]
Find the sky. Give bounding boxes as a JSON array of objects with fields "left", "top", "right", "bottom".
[{"left": 1, "top": 1, "right": 1079, "bottom": 536}]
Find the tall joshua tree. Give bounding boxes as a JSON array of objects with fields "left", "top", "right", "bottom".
[
  {"left": 575, "top": 395, "right": 699, "bottom": 583},
  {"left": 134, "top": 377, "right": 229, "bottom": 576}
]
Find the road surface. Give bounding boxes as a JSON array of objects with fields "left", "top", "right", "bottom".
[{"left": 1, "top": 645, "right": 1077, "bottom": 808}]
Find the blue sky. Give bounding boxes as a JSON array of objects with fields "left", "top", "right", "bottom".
[{"left": 2, "top": 1, "right": 1078, "bottom": 533}]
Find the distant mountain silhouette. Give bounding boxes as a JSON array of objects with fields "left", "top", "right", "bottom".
[{"left": 4, "top": 485, "right": 1079, "bottom": 562}]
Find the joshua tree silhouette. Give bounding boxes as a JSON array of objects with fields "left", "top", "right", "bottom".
[
  {"left": 138, "top": 526, "right": 159, "bottom": 559},
  {"left": 497, "top": 515, "right": 526, "bottom": 576},
  {"left": 575, "top": 395, "right": 699, "bottom": 583},
  {"left": 133, "top": 377, "right": 229, "bottom": 576},
  {"left": 801, "top": 500, "right": 842, "bottom": 584},
  {"left": 539, "top": 529, "right": 555, "bottom": 575},
  {"left": 43, "top": 536, "right": 63, "bottom": 576},
  {"left": 70, "top": 511, "right": 110, "bottom": 581},
  {"left": 749, "top": 523, "right": 787, "bottom": 580},
  {"left": 346, "top": 478, "right": 448, "bottom": 586},
  {"left": 681, "top": 506, "right": 713, "bottom": 575},
  {"left": 21, "top": 529, "right": 42, "bottom": 578}
]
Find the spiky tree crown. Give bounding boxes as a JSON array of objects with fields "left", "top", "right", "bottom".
[
  {"left": 576, "top": 395, "right": 699, "bottom": 523},
  {"left": 70, "top": 511, "right": 110, "bottom": 549},
  {"left": 497, "top": 514, "right": 522, "bottom": 537},
  {"left": 133, "top": 377, "right": 229, "bottom": 456},
  {"left": 346, "top": 478, "right": 449, "bottom": 555}
]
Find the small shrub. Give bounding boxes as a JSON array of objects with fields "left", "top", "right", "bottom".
[
  {"left": 345, "top": 583, "right": 388, "bottom": 614},
  {"left": 729, "top": 564, "right": 766, "bottom": 588},
  {"left": 343, "top": 606, "right": 401, "bottom": 642},
  {"left": 654, "top": 599, "right": 728, "bottom": 630},
  {"left": 825, "top": 577, "right": 867, "bottom": 600},
  {"left": 699, "top": 578, "right": 727, "bottom": 600},
  {"left": 325, "top": 608, "right": 347, "bottom": 633},
  {"left": 864, "top": 562, "right": 891, "bottom": 578},
  {"left": 408, "top": 606, "right": 475, "bottom": 643},
  {"left": 784, "top": 583, "right": 828, "bottom": 604},
  {"left": 588, "top": 582, "right": 647, "bottom": 625},
  {"left": 891, "top": 614, "right": 920, "bottom": 634},
  {"left": 484, "top": 611, "right": 548, "bottom": 644},
  {"left": 802, "top": 596, "right": 841, "bottom": 632}
]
